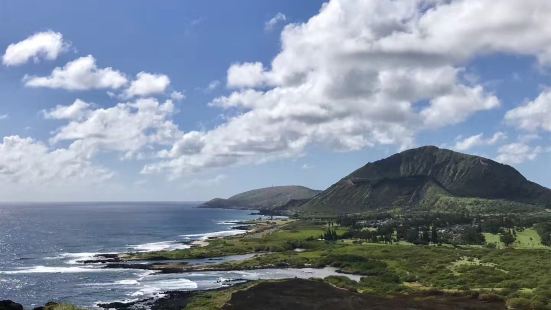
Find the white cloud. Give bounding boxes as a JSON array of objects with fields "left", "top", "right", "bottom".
[
  {"left": 421, "top": 85, "right": 499, "bottom": 128},
  {"left": 24, "top": 55, "right": 127, "bottom": 90},
  {"left": 44, "top": 99, "right": 91, "bottom": 120},
  {"left": 11, "top": 0, "right": 551, "bottom": 182},
  {"left": 170, "top": 90, "right": 185, "bottom": 101},
  {"left": 376, "top": 0, "right": 551, "bottom": 66},
  {"left": 0, "top": 114, "right": 8, "bottom": 120},
  {"left": 496, "top": 143, "right": 543, "bottom": 165},
  {"left": 226, "top": 62, "right": 267, "bottom": 88},
  {"left": 505, "top": 90, "right": 551, "bottom": 132},
  {"left": 49, "top": 98, "right": 179, "bottom": 159},
  {"left": 151, "top": 0, "right": 551, "bottom": 176},
  {"left": 265, "top": 13, "right": 287, "bottom": 31},
  {"left": 454, "top": 132, "right": 506, "bottom": 152},
  {"left": 124, "top": 72, "right": 170, "bottom": 98},
  {"left": 0, "top": 97, "right": 181, "bottom": 186},
  {"left": 2, "top": 31, "right": 68, "bottom": 66},
  {"left": 0, "top": 135, "right": 112, "bottom": 184}
]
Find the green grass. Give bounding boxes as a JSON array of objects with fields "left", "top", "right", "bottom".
[
  {"left": 514, "top": 228, "right": 548, "bottom": 249},
  {"left": 127, "top": 219, "right": 551, "bottom": 308},
  {"left": 206, "top": 242, "right": 551, "bottom": 306},
  {"left": 484, "top": 228, "right": 549, "bottom": 249},
  {"left": 128, "top": 220, "right": 341, "bottom": 260},
  {"left": 483, "top": 233, "right": 503, "bottom": 248}
]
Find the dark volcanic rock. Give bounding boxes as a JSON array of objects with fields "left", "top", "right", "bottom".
[
  {"left": 231, "top": 225, "right": 252, "bottom": 230},
  {"left": 103, "top": 262, "right": 162, "bottom": 270},
  {"left": 222, "top": 279, "right": 505, "bottom": 310},
  {"left": 32, "top": 302, "right": 59, "bottom": 310},
  {"left": 79, "top": 253, "right": 122, "bottom": 264},
  {"left": 98, "top": 291, "right": 194, "bottom": 310},
  {"left": 0, "top": 301, "right": 23, "bottom": 310}
]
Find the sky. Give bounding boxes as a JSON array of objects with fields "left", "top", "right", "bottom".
[{"left": 0, "top": 0, "right": 550, "bottom": 201}]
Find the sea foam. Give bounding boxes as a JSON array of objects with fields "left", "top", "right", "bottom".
[{"left": 129, "top": 241, "right": 191, "bottom": 252}]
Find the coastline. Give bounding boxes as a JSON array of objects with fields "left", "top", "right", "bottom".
[
  {"left": 5, "top": 211, "right": 547, "bottom": 309},
  {"left": 0, "top": 204, "right": 265, "bottom": 309}
]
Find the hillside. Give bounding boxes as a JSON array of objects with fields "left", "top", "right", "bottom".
[
  {"left": 199, "top": 185, "right": 321, "bottom": 211},
  {"left": 295, "top": 146, "right": 551, "bottom": 215}
]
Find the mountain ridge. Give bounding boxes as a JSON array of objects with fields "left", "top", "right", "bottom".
[
  {"left": 199, "top": 185, "right": 321, "bottom": 211},
  {"left": 294, "top": 146, "right": 551, "bottom": 215}
]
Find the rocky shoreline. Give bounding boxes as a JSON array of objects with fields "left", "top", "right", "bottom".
[
  {"left": 76, "top": 220, "right": 273, "bottom": 274},
  {"left": 0, "top": 301, "right": 73, "bottom": 310},
  {"left": 97, "top": 290, "right": 195, "bottom": 310},
  {"left": 96, "top": 286, "right": 243, "bottom": 310}
]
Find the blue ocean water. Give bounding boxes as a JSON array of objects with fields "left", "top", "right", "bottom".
[{"left": 0, "top": 202, "right": 258, "bottom": 308}]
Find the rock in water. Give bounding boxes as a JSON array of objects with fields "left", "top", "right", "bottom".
[{"left": 0, "top": 300, "right": 23, "bottom": 310}]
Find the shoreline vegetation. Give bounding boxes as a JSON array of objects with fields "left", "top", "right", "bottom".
[
  {"left": 4, "top": 211, "right": 551, "bottom": 309},
  {"left": 73, "top": 212, "right": 551, "bottom": 309},
  {"left": 3, "top": 148, "right": 551, "bottom": 309}
]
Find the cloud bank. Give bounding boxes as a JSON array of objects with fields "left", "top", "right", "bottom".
[{"left": 148, "top": 0, "right": 551, "bottom": 176}]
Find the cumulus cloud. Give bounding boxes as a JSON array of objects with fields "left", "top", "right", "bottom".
[
  {"left": 421, "top": 85, "right": 499, "bottom": 128},
  {"left": 10, "top": 0, "right": 551, "bottom": 182},
  {"left": 150, "top": 0, "right": 551, "bottom": 176},
  {"left": 2, "top": 31, "right": 68, "bottom": 66},
  {"left": 265, "top": 13, "right": 287, "bottom": 31},
  {"left": 49, "top": 98, "right": 179, "bottom": 159},
  {"left": 0, "top": 96, "right": 181, "bottom": 185},
  {"left": 226, "top": 62, "right": 267, "bottom": 88},
  {"left": 454, "top": 132, "right": 506, "bottom": 152},
  {"left": 124, "top": 72, "right": 170, "bottom": 98},
  {"left": 496, "top": 143, "right": 543, "bottom": 165},
  {"left": 44, "top": 99, "right": 91, "bottom": 120},
  {"left": 0, "top": 135, "right": 112, "bottom": 184},
  {"left": 170, "top": 90, "right": 185, "bottom": 101},
  {"left": 24, "top": 55, "right": 127, "bottom": 90},
  {"left": 505, "top": 90, "right": 551, "bottom": 132}
]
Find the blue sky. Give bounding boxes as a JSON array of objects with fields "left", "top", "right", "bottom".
[{"left": 0, "top": 0, "right": 549, "bottom": 201}]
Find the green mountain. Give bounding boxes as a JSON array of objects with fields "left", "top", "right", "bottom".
[
  {"left": 294, "top": 146, "right": 551, "bottom": 215},
  {"left": 200, "top": 185, "right": 321, "bottom": 211}
]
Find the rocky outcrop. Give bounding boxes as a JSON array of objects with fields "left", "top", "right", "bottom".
[{"left": 0, "top": 301, "right": 23, "bottom": 310}]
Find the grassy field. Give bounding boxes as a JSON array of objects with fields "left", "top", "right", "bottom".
[
  {"left": 127, "top": 220, "right": 551, "bottom": 308},
  {"left": 484, "top": 228, "right": 550, "bottom": 249},
  {"left": 185, "top": 242, "right": 551, "bottom": 308},
  {"left": 128, "top": 220, "right": 341, "bottom": 260},
  {"left": 515, "top": 228, "right": 548, "bottom": 249}
]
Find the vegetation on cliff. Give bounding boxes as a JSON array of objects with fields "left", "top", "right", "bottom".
[{"left": 200, "top": 186, "right": 320, "bottom": 210}]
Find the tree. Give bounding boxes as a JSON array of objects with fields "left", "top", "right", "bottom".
[
  {"left": 431, "top": 226, "right": 438, "bottom": 244},
  {"left": 535, "top": 222, "right": 551, "bottom": 246},
  {"left": 500, "top": 230, "right": 515, "bottom": 247},
  {"left": 322, "top": 227, "right": 338, "bottom": 241},
  {"left": 405, "top": 227, "right": 419, "bottom": 243},
  {"left": 420, "top": 226, "right": 430, "bottom": 243},
  {"left": 462, "top": 226, "right": 485, "bottom": 245}
]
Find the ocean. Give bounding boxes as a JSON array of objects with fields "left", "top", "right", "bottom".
[{"left": 0, "top": 202, "right": 260, "bottom": 308}]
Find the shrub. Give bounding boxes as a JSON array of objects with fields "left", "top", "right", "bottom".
[
  {"left": 507, "top": 298, "right": 532, "bottom": 309},
  {"left": 478, "top": 293, "right": 503, "bottom": 302}
]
